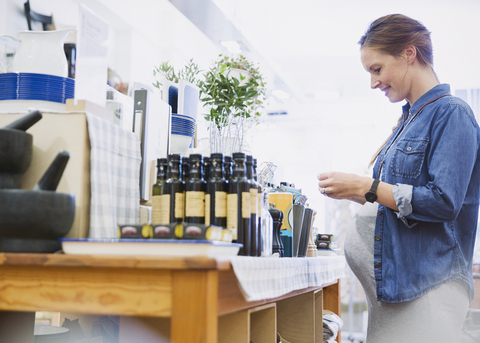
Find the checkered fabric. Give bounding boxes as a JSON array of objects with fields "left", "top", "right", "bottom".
[
  {"left": 86, "top": 113, "right": 141, "bottom": 238},
  {"left": 229, "top": 255, "right": 346, "bottom": 301}
]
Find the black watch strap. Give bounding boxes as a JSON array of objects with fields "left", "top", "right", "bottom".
[{"left": 365, "top": 179, "right": 380, "bottom": 203}]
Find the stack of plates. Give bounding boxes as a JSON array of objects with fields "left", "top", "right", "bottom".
[
  {"left": 171, "top": 113, "right": 196, "bottom": 154},
  {"left": 0, "top": 72, "right": 75, "bottom": 103}
]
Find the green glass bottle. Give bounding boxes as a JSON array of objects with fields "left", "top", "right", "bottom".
[
  {"left": 205, "top": 153, "right": 227, "bottom": 228},
  {"left": 224, "top": 155, "right": 232, "bottom": 183},
  {"left": 182, "top": 156, "right": 190, "bottom": 183},
  {"left": 161, "top": 154, "right": 185, "bottom": 224},
  {"left": 204, "top": 156, "right": 211, "bottom": 182},
  {"left": 227, "top": 152, "right": 251, "bottom": 256},
  {"left": 246, "top": 155, "right": 258, "bottom": 256},
  {"left": 253, "top": 158, "right": 263, "bottom": 256},
  {"left": 184, "top": 154, "right": 207, "bottom": 224},
  {"left": 152, "top": 158, "right": 168, "bottom": 223}
]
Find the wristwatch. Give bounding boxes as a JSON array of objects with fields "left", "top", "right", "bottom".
[{"left": 365, "top": 179, "right": 380, "bottom": 203}]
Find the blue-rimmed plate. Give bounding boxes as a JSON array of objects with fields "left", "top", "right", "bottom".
[{"left": 60, "top": 238, "right": 242, "bottom": 257}]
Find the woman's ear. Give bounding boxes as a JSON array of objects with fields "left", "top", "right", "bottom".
[{"left": 403, "top": 45, "right": 417, "bottom": 64}]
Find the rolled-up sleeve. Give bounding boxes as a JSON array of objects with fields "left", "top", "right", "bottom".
[{"left": 393, "top": 183, "right": 418, "bottom": 227}]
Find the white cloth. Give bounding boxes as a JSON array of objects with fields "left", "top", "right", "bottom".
[
  {"left": 228, "top": 255, "right": 346, "bottom": 301},
  {"left": 86, "top": 113, "right": 141, "bottom": 238}
]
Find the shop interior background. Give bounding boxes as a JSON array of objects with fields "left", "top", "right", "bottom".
[{"left": 1, "top": 0, "right": 479, "bottom": 338}]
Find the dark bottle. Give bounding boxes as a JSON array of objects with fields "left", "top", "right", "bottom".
[
  {"left": 152, "top": 158, "right": 168, "bottom": 223},
  {"left": 203, "top": 156, "right": 211, "bottom": 182},
  {"left": 182, "top": 156, "right": 190, "bottom": 183},
  {"left": 224, "top": 155, "right": 233, "bottom": 183},
  {"left": 254, "top": 158, "right": 263, "bottom": 256},
  {"left": 161, "top": 154, "right": 185, "bottom": 224},
  {"left": 184, "top": 154, "right": 207, "bottom": 224},
  {"left": 269, "top": 203, "right": 284, "bottom": 257},
  {"left": 227, "top": 152, "right": 251, "bottom": 256},
  {"left": 205, "top": 153, "right": 227, "bottom": 227},
  {"left": 246, "top": 155, "right": 259, "bottom": 256}
]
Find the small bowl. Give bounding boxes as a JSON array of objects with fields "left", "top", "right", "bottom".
[
  {"left": 170, "top": 133, "right": 193, "bottom": 154},
  {"left": 0, "top": 189, "right": 75, "bottom": 240}
]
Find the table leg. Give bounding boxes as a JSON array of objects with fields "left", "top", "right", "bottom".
[
  {"left": 171, "top": 270, "right": 218, "bottom": 343},
  {"left": 323, "top": 281, "right": 341, "bottom": 343},
  {"left": 0, "top": 311, "right": 35, "bottom": 343}
]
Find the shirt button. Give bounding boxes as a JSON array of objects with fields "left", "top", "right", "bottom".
[
  {"left": 375, "top": 263, "right": 381, "bottom": 268},
  {"left": 375, "top": 236, "right": 381, "bottom": 241},
  {"left": 377, "top": 210, "right": 383, "bottom": 215},
  {"left": 407, "top": 147, "right": 412, "bottom": 151}
]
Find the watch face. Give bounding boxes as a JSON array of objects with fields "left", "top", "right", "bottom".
[{"left": 365, "top": 191, "right": 377, "bottom": 203}]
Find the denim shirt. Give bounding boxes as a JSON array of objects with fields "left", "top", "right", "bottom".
[{"left": 372, "top": 84, "right": 480, "bottom": 303}]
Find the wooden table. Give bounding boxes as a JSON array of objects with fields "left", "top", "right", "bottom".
[{"left": 0, "top": 253, "right": 340, "bottom": 342}]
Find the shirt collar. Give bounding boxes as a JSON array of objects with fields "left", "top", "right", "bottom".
[{"left": 408, "top": 83, "right": 451, "bottom": 117}]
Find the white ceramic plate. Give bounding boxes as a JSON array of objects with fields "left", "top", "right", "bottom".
[{"left": 61, "top": 238, "right": 242, "bottom": 257}]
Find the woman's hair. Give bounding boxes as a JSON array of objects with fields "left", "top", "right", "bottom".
[
  {"left": 359, "top": 14, "right": 434, "bottom": 68},
  {"left": 360, "top": 14, "right": 436, "bottom": 167}
]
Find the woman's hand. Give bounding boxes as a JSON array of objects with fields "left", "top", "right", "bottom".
[
  {"left": 318, "top": 171, "right": 398, "bottom": 209},
  {"left": 317, "top": 172, "right": 371, "bottom": 204}
]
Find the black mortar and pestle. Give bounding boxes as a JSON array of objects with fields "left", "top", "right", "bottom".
[
  {"left": 0, "top": 110, "right": 42, "bottom": 189},
  {"left": 0, "top": 111, "right": 76, "bottom": 253}
]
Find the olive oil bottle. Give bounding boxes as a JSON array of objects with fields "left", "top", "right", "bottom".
[
  {"left": 205, "top": 153, "right": 227, "bottom": 227},
  {"left": 227, "top": 152, "right": 251, "bottom": 256},
  {"left": 246, "top": 155, "right": 259, "bottom": 256},
  {"left": 204, "top": 156, "right": 211, "bottom": 181},
  {"left": 184, "top": 154, "right": 207, "bottom": 224},
  {"left": 182, "top": 156, "right": 189, "bottom": 183},
  {"left": 152, "top": 158, "right": 167, "bottom": 223},
  {"left": 224, "top": 155, "right": 232, "bottom": 183},
  {"left": 161, "top": 154, "right": 185, "bottom": 224}
]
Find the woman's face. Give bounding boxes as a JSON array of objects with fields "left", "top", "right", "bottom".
[{"left": 361, "top": 47, "right": 411, "bottom": 103}]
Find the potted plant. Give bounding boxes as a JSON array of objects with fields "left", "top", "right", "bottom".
[
  {"left": 198, "top": 54, "right": 266, "bottom": 155},
  {"left": 153, "top": 58, "right": 201, "bottom": 89}
]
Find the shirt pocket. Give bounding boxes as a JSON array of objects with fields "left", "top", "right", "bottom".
[{"left": 391, "top": 138, "right": 428, "bottom": 179}]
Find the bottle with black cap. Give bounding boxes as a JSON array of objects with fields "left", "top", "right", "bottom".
[
  {"left": 224, "top": 155, "right": 232, "bottom": 183},
  {"left": 152, "top": 158, "right": 168, "bottom": 223},
  {"left": 246, "top": 155, "right": 259, "bottom": 256},
  {"left": 182, "top": 156, "right": 190, "bottom": 183},
  {"left": 227, "top": 152, "right": 251, "bottom": 256},
  {"left": 161, "top": 154, "right": 185, "bottom": 224},
  {"left": 203, "top": 156, "right": 211, "bottom": 182},
  {"left": 184, "top": 154, "right": 207, "bottom": 224},
  {"left": 253, "top": 158, "right": 263, "bottom": 256},
  {"left": 205, "top": 153, "right": 227, "bottom": 227}
]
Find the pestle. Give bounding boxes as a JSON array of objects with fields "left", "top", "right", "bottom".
[
  {"left": 33, "top": 150, "right": 70, "bottom": 191},
  {"left": 0, "top": 111, "right": 43, "bottom": 188},
  {"left": 3, "top": 110, "right": 42, "bottom": 131}
]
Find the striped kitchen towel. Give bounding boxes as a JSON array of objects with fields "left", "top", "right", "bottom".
[{"left": 86, "top": 113, "right": 141, "bottom": 238}]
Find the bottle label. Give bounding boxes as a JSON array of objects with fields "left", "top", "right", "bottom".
[
  {"left": 174, "top": 192, "right": 184, "bottom": 219},
  {"left": 205, "top": 194, "right": 211, "bottom": 226},
  {"left": 215, "top": 191, "right": 227, "bottom": 217},
  {"left": 250, "top": 188, "right": 258, "bottom": 214},
  {"left": 258, "top": 192, "right": 262, "bottom": 218},
  {"left": 185, "top": 191, "right": 205, "bottom": 217},
  {"left": 152, "top": 195, "right": 163, "bottom": 223},
  {"left": 242, "top": 192, "right": 251, "bottom": 219},
  {"left": 227, "top": 193, "right": 238, "bottom": 239},
  {"left": 160, "top": 194, "right": 170, "bottom": 224}
]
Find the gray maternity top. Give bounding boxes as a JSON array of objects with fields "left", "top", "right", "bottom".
[{"left": 344, "top": 202, "right": 470, "bottom": 343}]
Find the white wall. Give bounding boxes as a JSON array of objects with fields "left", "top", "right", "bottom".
[{"left": 0, "top": 0, "right": 222, "bottom": 86}]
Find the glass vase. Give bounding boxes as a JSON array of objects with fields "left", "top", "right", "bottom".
[{"left": 209, "top": 114, "right": 246, "bottom": 156}]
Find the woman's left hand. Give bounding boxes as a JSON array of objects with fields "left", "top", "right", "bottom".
[{"left": 317, "top": 171, "right": 371, "bottom": 203}]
